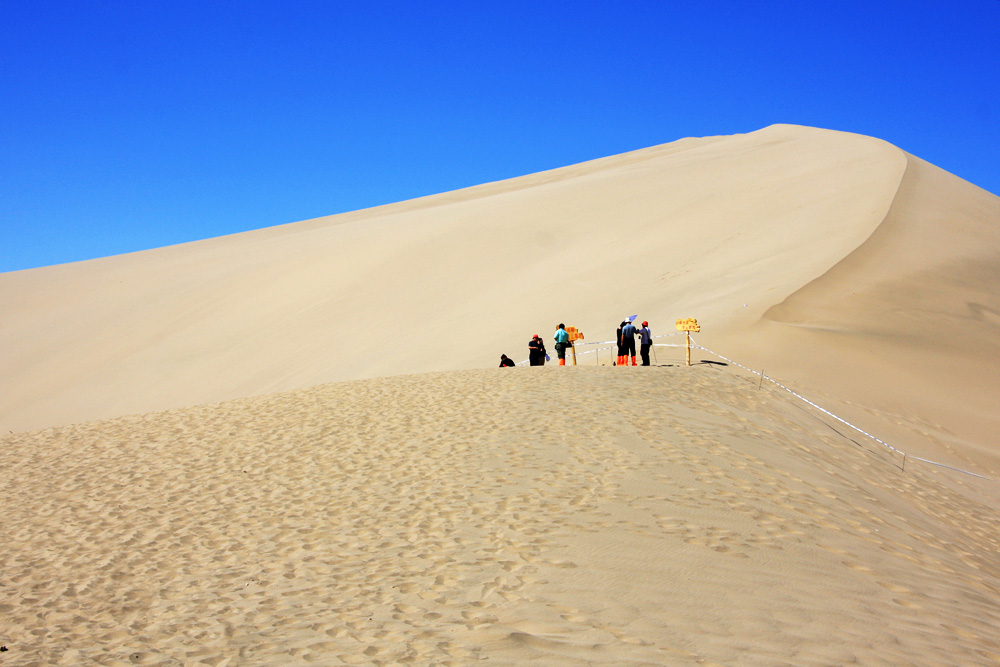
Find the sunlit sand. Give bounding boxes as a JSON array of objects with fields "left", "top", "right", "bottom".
[{"left": 2, "top": 125, "right": 998, "bottom": 664}]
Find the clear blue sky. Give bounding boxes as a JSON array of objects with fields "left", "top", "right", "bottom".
[{"left": 2, "top": 1, "right": 998, "bottom": 272}]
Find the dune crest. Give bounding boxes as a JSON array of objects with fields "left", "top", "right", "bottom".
[{"left": 737, "top": 150, "right": 1000, "bottom": 471}]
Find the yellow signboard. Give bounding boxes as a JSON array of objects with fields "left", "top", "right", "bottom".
[
  {"left": 675, "top": 318, "right": 701, "bottom": 333},
  {"left": 565, "top": 326, "right": 584, "bottom": 342}
]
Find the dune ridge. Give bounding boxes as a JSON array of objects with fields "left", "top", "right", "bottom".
[
  {"left": 730, "top": 149, "right": 1000, "bottom": 472},
  {"left": 2, "top": 366, "right": 999, "bottom": 665}
]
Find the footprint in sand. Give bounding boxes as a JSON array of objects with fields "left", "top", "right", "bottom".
[
  {"left": 842, "top": 560, "right": 872, "bottom": 573},
  {"left": 893, "top": 598, "right": 922, "bottom": 608}
]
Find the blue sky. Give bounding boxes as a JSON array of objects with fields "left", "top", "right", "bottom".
[{"left": 2, "top": 1, "right": 998, "bottom": 272}]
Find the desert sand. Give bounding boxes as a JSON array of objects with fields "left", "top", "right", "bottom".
[
  {"left": 2, "top": 366, "right": 999, "bottom": 666},
  {"left": 3, "top": 125, "right": 999, "bottom": 472},
  {"left": 1, "top": 124, "right": 999, "bottom": 664}
]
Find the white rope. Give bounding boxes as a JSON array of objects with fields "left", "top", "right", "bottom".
[
  {"left": 514, "top": 343, "right": 690, "bottom": 369},
  {"left": 574, "top": 332, "right": 685, "bottom": 347},
  {"left": 507, "top": 333, "right": 992, "bottom": 480},
  {"left": 688, "top": 337, "right": 993, "bottom": 481}
]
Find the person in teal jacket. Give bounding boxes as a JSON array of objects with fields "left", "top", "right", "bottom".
[{"left": 554, "top": 323, "right": 571, "bottom": 366}]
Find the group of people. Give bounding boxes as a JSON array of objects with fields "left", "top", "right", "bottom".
[
  {"left": 616, "top": 319, "right": 653, "bottom": 366},
  {"left": 499, "top": 319, "right": 653, "bottom": 367}
]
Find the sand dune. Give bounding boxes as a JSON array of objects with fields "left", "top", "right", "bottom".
[
  {"left": 2, "top": 124, "right": 911, "bottom": 432},
  {"left": 4, "top": 124, "right": 998, "bottom": 473},
  {"left": 2, "top": 124, "right": 1000, "bottom": 664},
  {"left": 724, "top": 149, "right": 1000, "bottom": 474},
  {"left": 2, "top": 367, "right": 998, "bottom": 665}
]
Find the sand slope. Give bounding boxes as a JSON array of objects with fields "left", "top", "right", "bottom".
[
  {"left": 3, "top": 123, "right": 999, "bottom": 666},
  {"left": 725, "top": 151, "right": 1000, "bottom": 474},
  {"left": 0, "top": 125, "right": 903, "bottom": 427},
  {"left": 2, "top": 367, "right": 998, "bottom": 665},
  {"left": 1, "top": 123, "right": 998, "bottom": 469}
]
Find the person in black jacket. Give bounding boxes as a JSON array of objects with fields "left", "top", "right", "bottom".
[
  {"left": 616, "top": 321, "right": 627, "bottom": 366},
  {"left": 499, "top": 354, "right": 515, "bottom": 367},
  {"left": 528, "top": 335, "right": 546, "bottom": 366},
  {"left": 637, "top": 321, "right": 653, "bottom": 366}
]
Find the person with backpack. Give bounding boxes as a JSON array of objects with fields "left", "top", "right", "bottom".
[{"left": 553, "top": 323, "right": 571, "bottom": 366}]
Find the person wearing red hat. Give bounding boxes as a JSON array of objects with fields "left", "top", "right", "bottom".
[
  {"left": 638, "top": 321, "right": 653, "bottom": 366},
  {"left": 528, "top": 334, "right": 547, "bottom": 366}
]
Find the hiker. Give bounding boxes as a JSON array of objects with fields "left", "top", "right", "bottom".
[
  {"left": 638, "top": 320, "right": 652, "bottom": 366},
  {"left": 554, "top": 323, "right": 570, "bottom": 366},
  {"left": 621, "top": 320, "right": 638, "bottom": 366},
  {"left": 499, "top": 354, "right": 515, "bottom": 367},
  {"left": 616, "top": 321, "right": 627, "bottom": 366},
  {"left": 528, "top": 335, "right": 547, "bottom": 366}
]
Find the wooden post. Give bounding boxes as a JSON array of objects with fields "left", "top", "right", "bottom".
[
  {"left": 676, "top": 318, "right": 700, "bottom": 367},
  {"left": 565, "top": 327, "right": 583, "bottom": 366}
]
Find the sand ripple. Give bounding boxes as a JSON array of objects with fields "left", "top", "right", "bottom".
[{"left": 2, "top": 366, "right": 999, "bottom": 665}]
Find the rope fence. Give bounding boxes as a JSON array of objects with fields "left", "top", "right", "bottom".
[
  {"left": 509, "top": 331, "right": 993, "bottom": 481},
  {"left": 687, "top": 336, "right": 993, "bottom": 481},
  {"left": 516, "top": 333, "right": 689, "bottom": 366}
]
